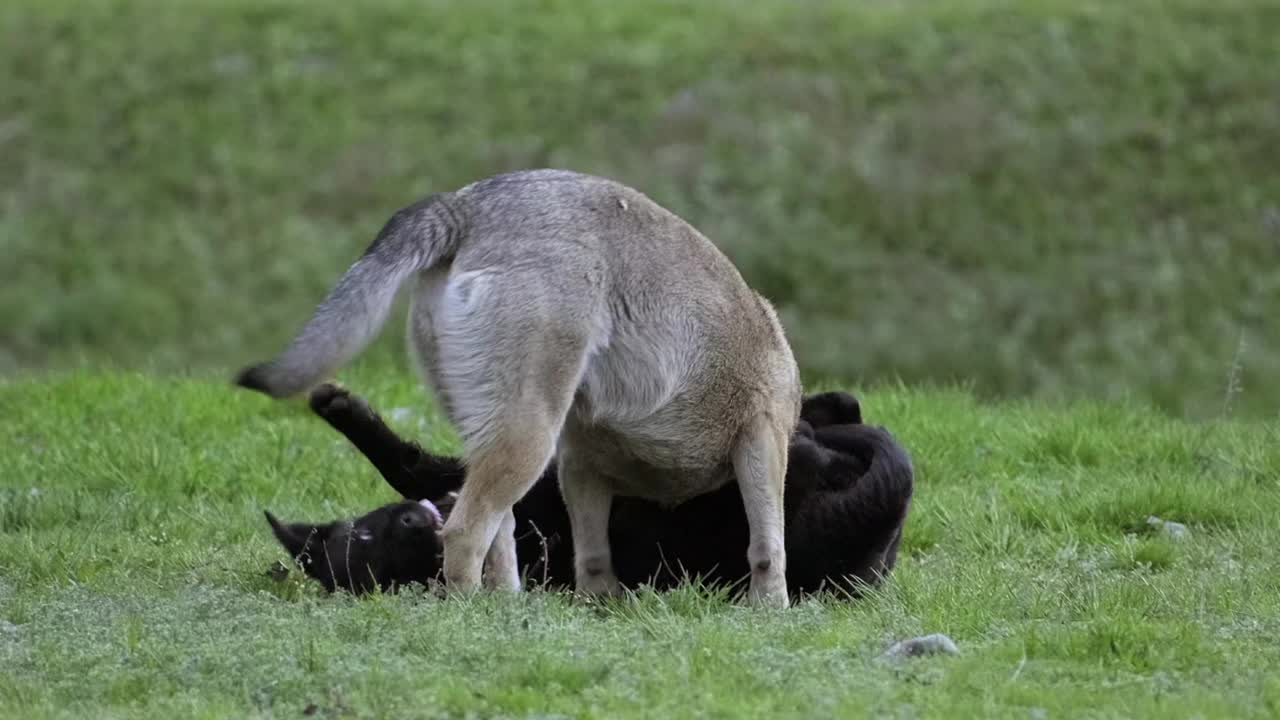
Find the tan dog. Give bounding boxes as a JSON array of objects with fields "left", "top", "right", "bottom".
[{"left": 236, "top": 170, "right": 801, "bottom": 607}]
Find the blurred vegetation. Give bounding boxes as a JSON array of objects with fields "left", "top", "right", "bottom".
[{"left": 3, "top": 0, "right": 1277, "bottom": 417}]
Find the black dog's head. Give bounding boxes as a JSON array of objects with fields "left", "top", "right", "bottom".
[
  {"left": 794, "top": 390, "right": 863, "bottom": 440},
  {"left": 801, "top": 391, "right": 862, "bottom": 428},
  {"left": 265, "top": 498, "right": 446, "bottom": 594}
]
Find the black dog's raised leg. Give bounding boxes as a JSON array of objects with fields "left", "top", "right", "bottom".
[{"left": 308, "top": 383, "right": 466, "bottom": 501}]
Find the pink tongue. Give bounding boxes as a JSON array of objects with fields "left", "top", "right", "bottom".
[{"left": 417, "top": 498, "right": 444, "bottom": 527}]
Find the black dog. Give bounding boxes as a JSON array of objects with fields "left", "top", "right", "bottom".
[{"left": 266, "top": 385, "right": 913, "bottom": 598}]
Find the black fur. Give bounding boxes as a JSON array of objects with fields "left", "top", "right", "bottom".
[{"left": 266, "top": 386, "right": 913, "bottom": 598}]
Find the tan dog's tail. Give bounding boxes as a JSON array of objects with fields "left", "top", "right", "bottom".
[{"left": 235, "top": 195, "right": 464, "bottom": 398}]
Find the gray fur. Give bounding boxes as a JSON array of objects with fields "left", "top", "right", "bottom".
[{"left": 237, "top": 169, "right": 801, "bottom": 607}]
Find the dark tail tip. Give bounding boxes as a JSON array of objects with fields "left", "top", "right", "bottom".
[{"left": 234, "top": 362, "right": 281, "bottom": 397}]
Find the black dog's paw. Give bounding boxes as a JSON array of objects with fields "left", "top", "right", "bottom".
[
  {"left": 310, "top": 383, "right": 386, "bottom": 430},
  {"left": 800, "top": 391, "right": 863, "bottom": 428},
  {"left": 435, "top": 491, "right": 460, "bottom": 515},
  {"left": 308, "top": 382, "right": 353, "bottom": 416}
]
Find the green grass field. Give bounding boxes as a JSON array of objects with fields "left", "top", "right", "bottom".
[
  {"left": 2, "top": 372, "right": 1278, "bottom": 718},
  {"left": 3, "top": 0, "right": 1279, "bottom": 417}
]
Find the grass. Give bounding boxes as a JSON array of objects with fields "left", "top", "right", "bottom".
[
  {"left": 5, "top": 0, "right": 1280, "bottom": 715},
  {"left": 4, "top": 0, "right": 1280, "bottom": 417},
  {"left": 2, "top": 371, "right": 1279, "bottom": 718}
]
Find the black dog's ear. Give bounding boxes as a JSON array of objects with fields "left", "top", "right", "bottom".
[
  {"left": 800, "top": 391, "right": 863, "bottom": 428},
  {"left": 264, "top": 510, "right": 330, "bottom": 559}
]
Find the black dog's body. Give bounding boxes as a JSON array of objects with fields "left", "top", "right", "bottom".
[{"left": 267, "top": 386, "right": 913, "bottom": 597}]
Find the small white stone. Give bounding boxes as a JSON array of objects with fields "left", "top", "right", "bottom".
[
  {"left": 388, "top": 407, "right": 415, "bottom": 424},
  {"left": 883, "top": 633, "right": 959, "bottom": 659},
  {"left": 1146, "top": 516, "right": 1190, "bottom": 541}
]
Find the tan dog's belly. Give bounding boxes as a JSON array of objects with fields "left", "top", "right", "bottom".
[
  {"left": 559, "top": 416, "right": 737, "bottom": 504},
  {"left": 608, "top": 462, "right": 734, "bottom": 505}
]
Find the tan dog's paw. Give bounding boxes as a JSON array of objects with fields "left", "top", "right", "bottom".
[
  {"left": 747, "top": 573, "right": 789, "bottom": 609},
  {"left": 575, "top": 557, "right": 623, "bottom": 598}
]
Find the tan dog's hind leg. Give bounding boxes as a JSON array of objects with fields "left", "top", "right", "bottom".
[
  {"left": 734, "top": 413, "right": 791, "bottom": 608},
  {"left": 441, "top": 430, "right": 555, "bottom": 592},
  {"left": 418, "top": 267, "right": 595, "bottom": 594},
  {"left": 559, "top": 450, "right": 621, "bottom": 597},
  {"left": 482, "top": 509, "right": 521, "bottom": 591}
]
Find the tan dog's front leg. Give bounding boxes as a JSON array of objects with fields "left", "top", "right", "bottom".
[
  {"left": 733, "top": 414, "right": 790, "bottom": 608},
  {"left": 558, "top": 452, "right": 621, "bottom": 597},
  {"left": 442, "top": 433, "right": 552, "bottom": 594},
  {"left": 440, "top": 496, "right": 504, "bottom": 593}
]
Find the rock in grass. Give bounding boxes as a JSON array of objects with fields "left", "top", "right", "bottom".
[
  {"left": 1147, "top": 516, "right": 1190, "bottom": 541},
  {"left": 883, "top": 633, "right": 959, "bottom": 659}
]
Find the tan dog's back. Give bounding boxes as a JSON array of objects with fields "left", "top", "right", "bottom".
[{"left": 440, "top": 172, "right": 798, "bottom": 489}]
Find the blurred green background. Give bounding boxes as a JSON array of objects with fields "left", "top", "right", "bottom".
[{"left": 3, "top": 0, "right": 1277, "bottom": 418}]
